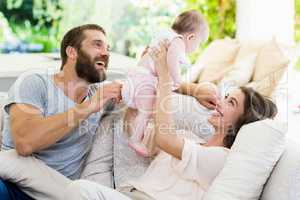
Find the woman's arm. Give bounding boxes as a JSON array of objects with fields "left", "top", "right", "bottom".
[
  {"left": 166, "top": 37, "right": 185, "bottom": 87},
  {"left": 149, "top": 42, "right": 184, "bottom": 160}
]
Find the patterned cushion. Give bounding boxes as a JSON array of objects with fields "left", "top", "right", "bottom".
[
  {"left": 80, "top": 112, "right": 115, "bottom": 188},
  {"left": 113, "top": 103, "right": 151, "bottom": 188},
  {"left": 79, "top": 83, "right": 116, "bottom": 188},
  {"left": 113, "top": 93, "right": 214, "bottom": 188}
]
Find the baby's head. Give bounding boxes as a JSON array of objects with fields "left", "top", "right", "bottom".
[{"left": 172, "top": 10, "right": 209, "bottom": 53}]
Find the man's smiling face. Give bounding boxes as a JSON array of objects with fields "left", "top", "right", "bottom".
[{"left": 75, "top": 29, "right": 110, "bottom": 83}]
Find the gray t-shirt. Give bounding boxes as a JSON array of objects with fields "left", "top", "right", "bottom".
[{"left": 1, "top": 71, "right": 113, "bottom": 180}]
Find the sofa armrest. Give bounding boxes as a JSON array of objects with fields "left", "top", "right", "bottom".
[{"left": 261, "top": 139, "right": 300, "bottom": 200}]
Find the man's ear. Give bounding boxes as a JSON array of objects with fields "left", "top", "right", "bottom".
[{"left": 66, "top": 46, "right": 77, "bottom": 61}]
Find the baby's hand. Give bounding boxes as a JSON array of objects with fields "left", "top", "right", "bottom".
[{"left": 195, "top": 82, "right": 220, "bottom": 110}]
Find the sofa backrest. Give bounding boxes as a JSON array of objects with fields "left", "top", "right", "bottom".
[
  {"left": 0, "top": 109, "right": 2, "bottom": 148},
  {"left": 0, "top": 95, "right": 7, "bottom": 148}
]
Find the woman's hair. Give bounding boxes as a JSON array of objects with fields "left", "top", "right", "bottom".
[
  {"left": 223, "top": 87, "right": 278, "bottom": 149},
  {"left": 171, "top": 10, "right": 208, "bottom": 35}
]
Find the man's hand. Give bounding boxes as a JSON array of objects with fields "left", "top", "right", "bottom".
[
  {"left": 194, "top": 82, "right": 220, "bottom": 110},
  {"left": 83, "top": 81, "right": 122, "bottom": 114}
]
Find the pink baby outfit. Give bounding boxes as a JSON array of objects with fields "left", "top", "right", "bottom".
[
  {"left": 121, "top": 29, "right": 190, "bottom": 157},
  {"left": 122, "top": 29, "right": 189, "bottom": 110}
]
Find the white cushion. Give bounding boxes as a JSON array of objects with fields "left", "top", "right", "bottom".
[
  {"left": 113, "top": 103, "right": 151, "bottom": 188},
  {"left": 220, "top": 54, "right": 257, "bottom": 87},
  {"left": 261, "top": 139, "right": 300, "bottom": 200},
  {"left": 203, "top": 119, "right": 287, "bottom": 200},
  {"left": 80, "top": 113, "right": 114, "bottom": 188},
  {"left": 183, "top": 38, "right": 240, "bottom": 83},
  {"left": 113, "top": 93, "right": 215, "bottom": 187}
]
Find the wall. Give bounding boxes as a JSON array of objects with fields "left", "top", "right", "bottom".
[{"left": 236, "top": 0, "right": 295, "bottom": 44}]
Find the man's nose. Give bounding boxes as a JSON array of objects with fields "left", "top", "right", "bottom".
[{"left": 101, "top": 47, "right": 109, "bottom": 56}]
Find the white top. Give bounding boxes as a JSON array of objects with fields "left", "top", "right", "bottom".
[
  {"left": 127, "top": 138, "right": 229, "bottom": 200},
  {"left": 138, "top": 29, "right": 190, "bottom": 75}
]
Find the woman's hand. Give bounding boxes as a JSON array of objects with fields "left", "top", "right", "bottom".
[{"left": 148, "top": 41, "right": 171, "bottom": 82}]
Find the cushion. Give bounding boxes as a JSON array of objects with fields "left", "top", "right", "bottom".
[
  {"left": 113, "top": 93, "right": 215, "bottom": 188},
  {"left": 220, "top": 54, "right": 257, "bottom": 87},
  {"left": 0, "top": 108, "right": 2, "bottom": 147},
  {"left": 80, "top": 83, "right": 116, "bottom": 188},
  {"left": 0, "top": 93, "right": 7, "bottom": 147},
  {"left": 234, "top": 41, "right": 264, "bottom": 61},
  {"left": 184, "top": 38, "right": 240, "bottom": 83},
  {"left": 247, "top": 39, "right": 289, "bottom": 96},
  {"left": 260, "top": 139, "right": 300, "bottom": 200},
  {"left": 199, "top": 38, "right": 240, "bottom": 63},
  {"left": 197, "top": 62, "right": 234, "bottom": 84},
  {"left": 80, "top": 113, "right": 114, "bottom": 188},
  {"left": 113, "top": 103, "right": 151, "bottom": 188},
  {"left": 203, "top": 119, "right": 287, "bottom": 200}
]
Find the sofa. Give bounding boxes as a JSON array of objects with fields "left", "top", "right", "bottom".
[{"left": 0, "top": 38, "right": 299, "bottom": 200}]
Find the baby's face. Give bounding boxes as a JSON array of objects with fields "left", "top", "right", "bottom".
[{"left": 184, "top": 28, "right": 208, "bottom": 53}]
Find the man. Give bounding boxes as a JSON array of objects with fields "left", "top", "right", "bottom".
[
  {"left": 0, "top": 24, "right": 122, "bottom": 199},
  {"left": 0, "top": 24, "right": 218, "bottom": 200}
]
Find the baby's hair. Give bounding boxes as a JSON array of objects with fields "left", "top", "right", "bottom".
[{"left": 171, "top": 10, "right": 207, "bottom": 35}]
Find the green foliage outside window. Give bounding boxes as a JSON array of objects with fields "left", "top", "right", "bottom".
[
  {"left": 0, "top": 0, "right": 298, "bottom": 69},
  {"left": 0, "top": 0, "right": 236, "bottom": 59},
  {"left": 184, "top": 0, "right": 236, "bottom": 62},
  {"left": 0, "top": 0, "right": 63, "bottom": 52}
]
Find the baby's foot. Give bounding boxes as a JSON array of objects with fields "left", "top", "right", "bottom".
[{"left": 128, "top": 141, "right": 149, "bottom": 157}]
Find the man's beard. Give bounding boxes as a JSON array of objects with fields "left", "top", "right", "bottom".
[{"left": 75, "top": 49, "right": 108, "bottom": 83}]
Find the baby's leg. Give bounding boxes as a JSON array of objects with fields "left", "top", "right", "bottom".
[
  {"left": 128, "top": 102, "right": 154, "bottom": 157},
  {"left": 128, "top": 87, "right": 156, "bottom": 157}
]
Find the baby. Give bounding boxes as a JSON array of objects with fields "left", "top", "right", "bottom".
[{"left": 122, "top": 10, "right": 209, "bottom": 157}]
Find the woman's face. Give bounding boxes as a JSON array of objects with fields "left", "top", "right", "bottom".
[{"left": 208, "top": 89, "right": 245, "bottom": 131}]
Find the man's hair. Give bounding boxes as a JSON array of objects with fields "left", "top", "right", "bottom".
[
  {"left": 60, "top": 24, "right": 106, "bottom": 69},
  {"left": 223, "top": 87, "right": 278, "bottom": 149},
  {"left": 171, "top": 10, "right": 207, "bottom": 34}
]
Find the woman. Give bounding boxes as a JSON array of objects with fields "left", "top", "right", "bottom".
[{"left": 64, "top": 42, "right": 277, "bottom": 200}]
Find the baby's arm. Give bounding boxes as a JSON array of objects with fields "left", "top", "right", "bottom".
[{"left": 166, "top": 37, "right": 185, "bottom": 87}]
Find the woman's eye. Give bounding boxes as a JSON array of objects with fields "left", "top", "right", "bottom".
[{"left": 225, "top": 94, "right": 229, "bottom": 99}]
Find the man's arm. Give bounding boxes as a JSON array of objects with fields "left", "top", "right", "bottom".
[
  {"left": 10, "top": 82, "right": 122, "bottom": 156},
  {"left": 10, "top": 103, "right": 88, "bottom": 156}
]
